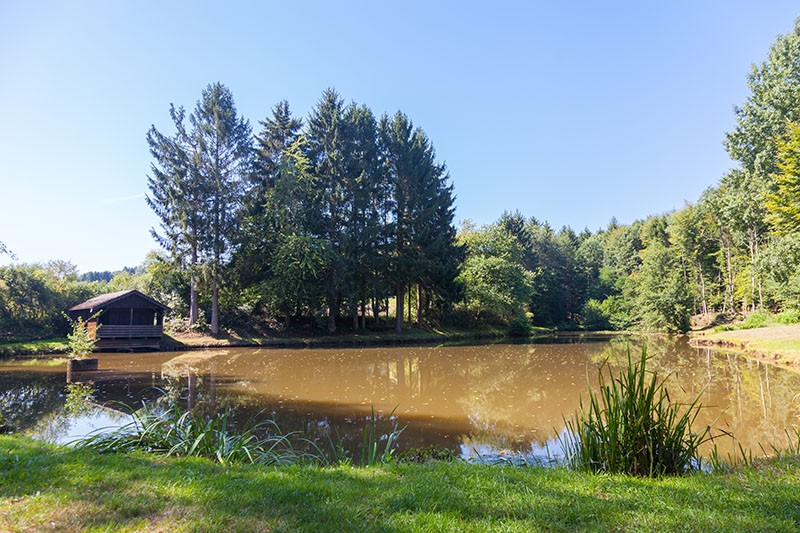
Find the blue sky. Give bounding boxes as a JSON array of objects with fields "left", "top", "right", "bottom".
[{"left": 1, "top": 1, "right": 798, "bottom": 272}]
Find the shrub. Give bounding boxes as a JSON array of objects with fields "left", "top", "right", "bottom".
[
  {"left": 775, "top": 309, "right": 800, "bottom": 324},
  {"left": 507, "top": 313, "right": 532, "bottom": 336},
  {"left": 740, "top": 310, "right": 768, "bottom": 329},
  {"left": 63, "top": 313, "right": 99, "bottom": 359},
  {"left": 562, "top": 345, "right": 712, "bottom": 477}
]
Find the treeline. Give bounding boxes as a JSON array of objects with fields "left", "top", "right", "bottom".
[
  {"left": 458, "top": 20, "right": 800, "bottom": 332},
  {"left": 3, "top": 20, "right": 800, "bottom": 340}
]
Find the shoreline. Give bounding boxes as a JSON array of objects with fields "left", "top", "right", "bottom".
[
  {"left": 689, "top": 324, "right": 800, "bottom": 368},
  {"left": 0, "top": 326, "right": 557, "bottom": 359}
]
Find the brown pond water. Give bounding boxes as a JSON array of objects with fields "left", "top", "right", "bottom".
[{"left": 1, "top": 335, "right": 798, "bottom": 461}]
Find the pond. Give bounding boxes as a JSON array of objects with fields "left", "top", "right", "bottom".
[{"left": 1, "top": 335, "right": 798, "bottom": 462}]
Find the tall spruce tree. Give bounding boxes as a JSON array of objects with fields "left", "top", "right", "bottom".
[
  {"left": 236, "top": 101, "right": 304, "bottom": 303},
  {"left": 306, "top": 89, "right": 349, "bottom": 332},
  {"left": 146, "top": 104, "right": 204, "bottom": 325},
  {"left": 379, "top": 111, "right": 458, "bottom": 331},
  {"left": 341, "top": 103, "right": 386, "bottom": 330},
  {"left": 189, "top": 83, "right": 252, "bottom": 334}
]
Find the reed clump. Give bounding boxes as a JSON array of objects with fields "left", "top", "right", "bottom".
[{"left": 562, "top": 345, "right": 713, "bottom": 477}]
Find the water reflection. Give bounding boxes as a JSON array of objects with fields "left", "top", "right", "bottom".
[{"left": 0, "top": 336, "right": 798, "bottom": 460}]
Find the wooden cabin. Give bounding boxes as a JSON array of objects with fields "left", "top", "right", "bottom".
[{"left": 67, "top": 290, "right": 170, "bottom": 351}]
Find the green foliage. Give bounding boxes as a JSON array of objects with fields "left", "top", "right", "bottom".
[
  {"left": 457, "top": 222, "right": 535, "bottom": 323},
  {"left": 506, "top": 313, "right": 533, "bottom": 336},
  {"left": 581, "top": 299, "right": 610, "bottom": 330},
  {"left": 741, "top": 310, "right": 769, "bottom": 329},
  {"left": 631, "top": 243, "right": 692, "bottom": 332},
  {"left": 768, "top": 121, "right": 800, "bottom": 234},
  {"left": 562, "top": 345, "right": 713, "bottom": 477},
  {"left": 775, "top": 309, "right": 800, "bottom": 324},
  {"left": 0, "top": 263, "right": 101, "bottom": 342},
  {"left": 63, "top": 313, "right": 99, "bottom": 359}
]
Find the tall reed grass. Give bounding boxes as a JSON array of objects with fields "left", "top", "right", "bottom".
[
  {"left": 361, "top": 406, "right": 405, "bottom": 466},
  {"left": 562, "top": 345, "right": 714, "bottom": 477}
]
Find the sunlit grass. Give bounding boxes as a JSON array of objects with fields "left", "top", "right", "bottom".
[
  {"left": 0, "top": 357, "right": 68, "bottom": 367},
  {"left": 2, "top": 436, "right": 800, "bottom": 531},
  {"left": 0, "top": 338, "right": 68, "bottom": 359}
]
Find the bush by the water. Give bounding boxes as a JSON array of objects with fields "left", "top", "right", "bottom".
[
  {"left": 562, "top": 345, "right": 712, "bottom": 477},
  {"left": 775, "top": 309, "right": 800, "bottom": 324}
]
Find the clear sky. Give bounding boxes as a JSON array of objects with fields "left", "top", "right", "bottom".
[{"left": 1, "top": 1, "right": 799, "bottom": 272}]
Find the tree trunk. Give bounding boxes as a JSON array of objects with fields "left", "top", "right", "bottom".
[
  {"left": 189, "top": 247, "right": 198, "bottom": 326},
  {"left": 361, "top": 299, "right": 366, "bottom": 330},
  {"left": 698, "top": 261, "right": 708, "bottom": 315},
  {"left": 352, "top": 300, "right": 359, "bottom": 332},
  {"left": 725, "top": 235, "right": 735, "bottom": 312},
  {"left": 211, "top": 192, "right": 220, "bottom": 335},
  {"left": 416, "top": 284, "right": 421, "bottom": 325},
  {"left": 211, "top": 268, "right": 219, "bottom": 334},
  {"left": 395, "top": 283, "right": 405, "bottom": 332},
  {"left": 407, "top": 285, "right": 412, "bottom": 325},
  {"left": 327, "top": 294, "right": 337, "bottom": 334}
]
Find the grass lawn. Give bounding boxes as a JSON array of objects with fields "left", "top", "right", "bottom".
[
  {"left": 692, "top": 325, "right": 800, "bottom": 367},
  {"left": 0, "top": 338, "right": 69, "bottom": 359},
  {"left": 1, "top": 436, "right": 799, "bottom": 532}
]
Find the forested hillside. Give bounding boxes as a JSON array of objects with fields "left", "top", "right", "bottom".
[{"left": 3, "top": 21, "right": 800, "bottom": 341}]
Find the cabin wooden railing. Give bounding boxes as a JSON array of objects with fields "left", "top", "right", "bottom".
[{"left": 96, "top": 325, "right": 163, "bottom": 338}]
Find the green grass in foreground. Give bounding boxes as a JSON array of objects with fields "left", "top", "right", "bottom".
[{"left": 2, "top": 437, "right": 800, "bottom": 532}]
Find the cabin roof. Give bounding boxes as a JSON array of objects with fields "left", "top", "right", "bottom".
[{"left": 68, "top": 290, "right": 171, "bottom": 312}]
